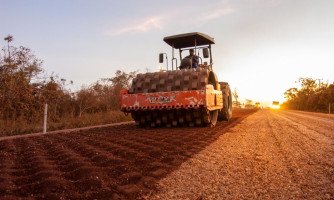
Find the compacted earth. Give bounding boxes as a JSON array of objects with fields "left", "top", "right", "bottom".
[
  {"left": 0, "top": 109, "right": 333, "bottom": 199},
  {"left": 146, "top": 109, "right": 334, "bottom": 200}
]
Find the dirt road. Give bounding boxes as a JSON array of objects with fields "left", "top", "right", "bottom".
[
  {"left": 0, "top": 109, "right": 333, "bottom": 199},
  {"left": 147, "top": 109, "right": 334, "bottom": 200}
]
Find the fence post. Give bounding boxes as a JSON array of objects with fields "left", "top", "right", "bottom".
[{"left": 43, "top": 103, "right": 48, "bottom": 134}]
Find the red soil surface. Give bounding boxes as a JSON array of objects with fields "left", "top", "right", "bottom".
[{"left": 0, "top": 109, "right": 255, "bottom": 199}]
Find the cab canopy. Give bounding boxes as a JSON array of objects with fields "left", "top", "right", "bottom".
[{"left": 163, "top": 32, "right": 215, "bottom": 49}]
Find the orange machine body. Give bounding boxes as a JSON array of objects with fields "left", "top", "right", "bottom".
[{"left": 120, "top": 85, "right": 223, "bottom": 112}]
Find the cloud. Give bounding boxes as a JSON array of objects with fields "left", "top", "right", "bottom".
[
  {"left": 103, "top": 2, "right": 237, "bottom": 37},
  {"left": 105, "top": 16, "right": 163, "bottom": 37},
  {"left": 200, "top": 6, "right": 235, "bottom": 22}
]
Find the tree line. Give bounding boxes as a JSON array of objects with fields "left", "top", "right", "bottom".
[
  {"left": 282, "top": 78, "right": 334, "bottom": 113},
  {"left": 0, "top": 35, "right": 135, "bottom": 134}
]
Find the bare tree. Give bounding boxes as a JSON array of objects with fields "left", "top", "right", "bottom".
[
  {"left": 4, "top": 35, "right": 13, "bottom": 63},
  {"left": 232, "top": 88, "right": 240, "bottom": 107}
]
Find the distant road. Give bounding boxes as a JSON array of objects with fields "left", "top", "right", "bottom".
[{"left": 148, "top": 109, "right": 334, "bottom": 199}]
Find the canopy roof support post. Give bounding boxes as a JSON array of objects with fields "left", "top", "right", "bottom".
[
  {"left": 195, "top": 38, "right": 197, "bottom": 54},
  {"left": 172, "top": 47, "right": 174, "bottom": 71},
  {"left": 209, "top": 44, "right": 213, "bottom": 64}
]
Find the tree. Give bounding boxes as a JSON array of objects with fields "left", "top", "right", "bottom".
[
  {"left": 284, "top": 87, "right": 298, "bottom": 100},
  {"left": 0, "top": 35, "right": 71, "bottom": 123},
  {"left": 0, "top": 35, "right": 139, "bottom": 134},
  {"left": 4, "top": 35, "right": 13, "bottom": 63},
  {"left": 283, "top": 77, "right": 334, "bottom": 112},
  {"left": 104, "top": 70, "right": 137, "bottom": 89},
  {"left": 76, "top": 86, "right": 97, "bottom": 117},
  {"left": 232, "top": 88, "right": 241, "bottom": 107},
  {"left": 299, "top": 78, "right": 317, "bottom": 96},
  {"left": 102, "top": 70, "right": 137, "bottom": 109},
  {"left": 245, "top": 99, "right": 253, "bottom": 108},
  {"left": 0, "top": 36, "right": 43, "bottom": 121},
  {"left": 75, "top": 70, "right": 137, "bottom": 117}
]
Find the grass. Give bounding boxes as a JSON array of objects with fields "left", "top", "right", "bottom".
[{"left": 0, "top": 111, "right": 132, "bottom": 137}]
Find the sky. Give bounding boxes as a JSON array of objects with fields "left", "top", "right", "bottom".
[{"left": 1, "top": 0, "right": 334, "bottom": 106}]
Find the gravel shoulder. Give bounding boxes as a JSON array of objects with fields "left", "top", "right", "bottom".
[{"left": 146, "top": 109, "right": 334, "bottom": 200}]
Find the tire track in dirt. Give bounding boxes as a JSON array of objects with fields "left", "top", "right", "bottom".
[
  {"left": 265, "top": 113, "right": 308, "bottom": 199},
  {"left": 271, "top": 113, "right": 330, "bottom": 148},
  {"left": 283, "top": 110, "right": 334, "bottom": 123},
  {"left": 0, "top": 109, "right": 256, "bottom": 199},
  {"left": 263, "top": 113, "right": 306, "bottom": 198},
  {"left": 278, "top": 111, "right": 334, "bottom": 139},
  {"left": 267, "top": 111, "right": 334, "bottom": 199},
  {"left": 272, "top": 112, "right": 334, "bottom": 167}
]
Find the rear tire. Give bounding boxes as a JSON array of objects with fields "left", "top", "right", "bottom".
[{"left": 218, "top": 83, "right": 232, "bottom": 121}]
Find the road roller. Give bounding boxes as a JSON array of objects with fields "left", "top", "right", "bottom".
[{"left": 120, "top": 32, "right": 232, "bottom": 127}]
